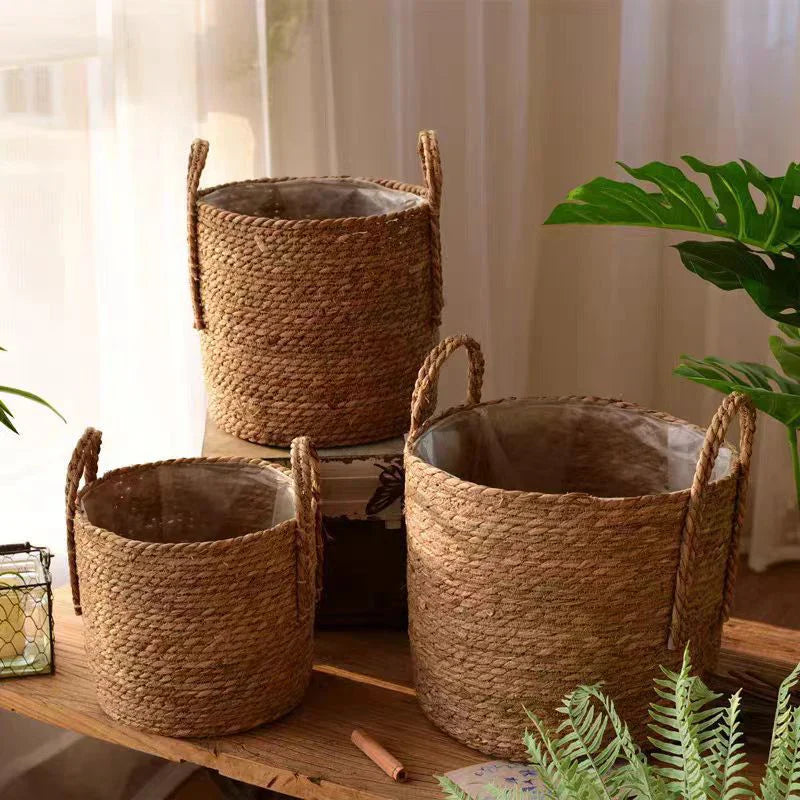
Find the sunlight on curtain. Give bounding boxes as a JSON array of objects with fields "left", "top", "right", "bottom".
[
  {"left": 265, "top": 0, "right": 800, "bottom": 569},
  {"left": 0, "top": 1, "right": 269, "bottom": 575},
  {"left": 1, "top": 0, "right": 799, "bottom": 572}
]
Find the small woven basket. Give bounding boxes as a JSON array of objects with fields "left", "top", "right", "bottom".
[
  {"left": 404, "top": 335, "right": 756, "bottom": 759},
  {"left": 186, "top": 131, "right": 443, "bottom": 447},
  {"left": 65, "top": 428, "right": 321, "bottom": 737}
]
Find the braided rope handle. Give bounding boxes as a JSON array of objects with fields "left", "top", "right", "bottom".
[
  {"left": 418, "top": 130, "right": 444, "bottom": 329},
  {"left": 290, "top": 436, "right": 323, "bottom": 622},
  {"left": 668, "top": 392, "right": 756, "bottom": 649},
  {"left": 408, "top": 335, "right": 485, "bottom": 443},
  {"left": 65, "top": 428, "right": 102, "bottom": 615},
  {"left": 187, "top": 139, "right": 210, "bottom": 331}
]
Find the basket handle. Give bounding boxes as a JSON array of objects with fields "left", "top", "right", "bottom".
[
  {"left": 408, "top": 335, "right": 484, "bottom": 443},
  {"left": 418, "top": 130, "right": 444, "bottom": 329},
  {"left": 65, "top": 428, "right": 102, "bottom": 616},
  {"left": 668, "top": 392, "right": 756, "bottom": 649},
  {"left": 187, "top": 138, "right": 210, "bottom": 331},
  {"left": 290, "top": 436, "right": 322, "bottom": 622}
]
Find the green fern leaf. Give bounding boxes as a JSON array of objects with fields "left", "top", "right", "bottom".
[
  {"left": 438, "top": 776, "right": 470, "bottom": 800},
  {"left": 707, "top": 691, "right": 754, "bottom": 800},
  {"left": 761, "top": 664, "right": 800, "bottom": 800},
  {"left": 649, "top": 648, "right": 719, "bottom": 799}
]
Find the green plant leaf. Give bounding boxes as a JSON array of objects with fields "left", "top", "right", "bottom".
[
  {"left": 544, "top": 158, "right": 800, "bottom": 251},
  {"left": 649, "top": 648, "right": 720, "bottom": 800},
  {"left": 675, "top": 242, "right": 800, "bottom": 326},
  {"left": 675, "top": 355, "right": 800, "bottom": 428},
  {"left": 0, "top": 405, "right": 18, "bottom": 434},
  {"left": 708, "top": 691, "right": 753, "bottom": 800},
  {"left": 437, "top": 776, "right": 469, "bottom": 800},
  {"left": 771, "top": 336, "right": 800, "bottom": 382},
  {"left": 0, "top": 386, "right": 65, "bottom": 423},
  {"left": 760, "top": 662, "right": 800, "bottom": 800},
  {"left": 778, "top": 324, "right": 800, "bottom": 342}
]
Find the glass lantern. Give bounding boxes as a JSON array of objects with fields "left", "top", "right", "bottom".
[{"left": 0, "top": 543, "right": 54, "bottom": 678}]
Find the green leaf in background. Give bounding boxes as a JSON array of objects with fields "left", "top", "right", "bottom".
[
  {"left": 779, "top": 323, "right": 800, "bottom": 341},
  {"left": 544, "top": 158, "right": 800, "bottom": 251},
  {"left": 0, "top": 386, "right": 65, "bottom": 424},
  {"left": 0, "top": 346, "right": 65, "bottom": 434},
  {"left": 674, "top": 355, "right": 800, "bottom": 428},
  {"left": 675, "top": 241, "right": 800, "bottom": 325},
  {"left": 770, "top": 336, "right": 800, "bottom": 382}
]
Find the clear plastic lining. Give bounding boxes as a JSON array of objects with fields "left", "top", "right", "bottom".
[
  {"left": 202, "top": 178, "right": 424, "bottom": 220},
  {"left": 81, "top": 462, "right": 295, "bottom": 544},
  {"left": 413, "top": 399, "right": 734, "bottom": 497}
]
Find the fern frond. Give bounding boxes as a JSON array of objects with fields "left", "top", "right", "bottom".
[
  {"left": 707, "top": 691, "right": 753, "bottom": 800},
  {"left": 649, "top": 646, "right": 717, "bottom": 799},
  {"left": 525, "top": 710, "right": 596, "bottom": 800},
  {"left": 581, "top": 685, "right": 668, "bottom": 800},
  {"left": 438, "top": 776, "right": 470, "bottom": 800},
  {"left": 760, "top": 667, "right": 800, "bottom": 800},
  {"left": 555, "top": 686, "right": 617, "bottom": 800}
]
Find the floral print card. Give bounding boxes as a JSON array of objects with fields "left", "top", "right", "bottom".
[{"left": 444, "top": 760, "right": 545, "bottom": 799}]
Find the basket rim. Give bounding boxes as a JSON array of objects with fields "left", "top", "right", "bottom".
[
  {"left": 196, "top": 175, "right": 431, "bottom": 228},
  {"left": 75, "top": 456, "right": 295, "bottom": 552},
  {"left": 405, "top": 394, "right": 741, "bottom": 506}
]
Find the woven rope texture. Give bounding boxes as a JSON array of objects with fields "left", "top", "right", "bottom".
[
  {"left": 65, "top": 428, "right": 321, "bottom": 737},
  {"left": 404, "top": 335, "right": 756, "bottom": 759},
  {"left": 187, "top": 131, "right": 443, "bottom": 447}
]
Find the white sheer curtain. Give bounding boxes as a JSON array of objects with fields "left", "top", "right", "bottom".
[
  {"left": 0, "top": 1, "right": 271, "bottom": 578},
  {"left": 265, "top": 0, "right": 800, "bottom": 570},
  {"left": 2, "top": 0, "right": 800, "bottom": 577}
]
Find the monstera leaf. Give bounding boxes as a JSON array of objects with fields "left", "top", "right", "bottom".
[
  {"left": 675, "top": 241, "right": 800, "bottom": 325},
  {"left": 674, "top": 355, "right": 800, "bottom": 428},
  {"left": 545, "top": 158, "right": 800, "bottom": 252}
]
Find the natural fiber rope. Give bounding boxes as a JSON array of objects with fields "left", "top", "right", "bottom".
[
  {"left": 404, "top": 335, "right": 757, "bottom": 759},
  {"left": 185, "top": 132, "right": 443, "bottom": 447},
  {"left": 65, "top": 427, "right": 102, "bottom": 614},
  {"left": 669, "top": 391, "right": 756, "bottom": 648},
  {"left": 418, "top": 130, "right": 444, "bottom": 328},
  {"left": 409, "top": 334, "right": 484, "bottom": 442},
  {"left": 290, "top": 436, "right": 323, "bottom": 620},
  {"left": 64, "top": 428, "right": 321, "bottom": 736},
  {"left": 187, "top": 138, "right": 209, "bottom": 330}
]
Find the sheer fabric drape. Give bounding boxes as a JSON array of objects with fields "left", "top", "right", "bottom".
[{"left": 2, "top": 0, "right": 799, "bottom": 570}]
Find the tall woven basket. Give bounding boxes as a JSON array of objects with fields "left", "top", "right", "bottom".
[
  {"left": 186, "top": 131, "right": 443, "bottom": 447},
  {"left": 65, "top": 428, "right": 321, "bottom": 737},
  {"left": 404, "top": 335, "right": 756, "bottom": 759}
]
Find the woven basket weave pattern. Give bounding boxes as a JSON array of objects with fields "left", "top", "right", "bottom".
[
  {"left": 188, "top": 132, "right": 443, "bottom": 447},
  {"left": 404, "top": 335, "right": 755, "bottom": 760},
  {"left": 66, "top": 429, "right": 321, "bottom": 737}
]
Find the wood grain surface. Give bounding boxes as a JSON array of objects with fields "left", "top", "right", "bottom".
[{"left": 0, "top": 588, "right": 796, "bottom": 799}]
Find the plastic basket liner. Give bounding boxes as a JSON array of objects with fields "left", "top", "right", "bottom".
[
  {"left": 81, "top": 462, "right": 295, "bottom": 544},
  {"left": 414, "top": 398, "right": 734, "bottom": 497},
  {"left": 203, "top": 178, "right": 425, "bottom": 220}
]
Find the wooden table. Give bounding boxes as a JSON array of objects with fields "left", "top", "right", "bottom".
[{"left": 1, "top": 588, "right": 798, "bottom": 799}]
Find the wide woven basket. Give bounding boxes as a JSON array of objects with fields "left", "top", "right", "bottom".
[
  {"left": 186, "top": 131, "right": 443, "bottom": 447},
  {"left": 65, "top": 428, "right": 322, "bottom": 737},
  {"left": 404, "top": 335, "right": 756, "bottom": 759}
]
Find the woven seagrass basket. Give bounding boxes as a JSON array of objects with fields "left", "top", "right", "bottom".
[
  {"left": 404, "top": 335, "right": 756, "bottom": 759},
  {"left": 65, "top": 428, "right": 321, "bottom": 737},
  {"left": 186, "top": 131, "right": 443, "bottom": 447}
]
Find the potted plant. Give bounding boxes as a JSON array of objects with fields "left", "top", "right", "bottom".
[
  {"left": 440, "top": 646, "right": 800, "bottom": 800},
  {"left": 545, "top": 159, "right": 800, "bottom": 507}
]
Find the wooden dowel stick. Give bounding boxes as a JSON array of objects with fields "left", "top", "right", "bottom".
[{"left": 351, "top": 728, "right": 407, "bottom": 782}]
